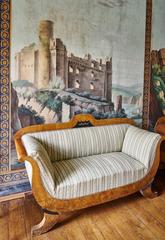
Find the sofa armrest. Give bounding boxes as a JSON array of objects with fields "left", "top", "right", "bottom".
[
  {"left": 155, "top": 116, "right": 165, "bottom": 134},
  {"left": 122, "top": 126, "right": 161, "bottom": 169},
  {"left": 22, "top": 135, "right": 55, "bottom": 197}
]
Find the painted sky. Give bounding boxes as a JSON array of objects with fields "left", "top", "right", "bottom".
[
  {"left": 152, "top": 0, "right": 165, "bottom": 49},
  {"left": 11, "top": 0, "right": 146, "bottom": 87}
]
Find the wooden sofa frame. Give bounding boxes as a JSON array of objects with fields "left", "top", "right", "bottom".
[{"left": 14, "top": 114, "right": 165, "bottom": 236}]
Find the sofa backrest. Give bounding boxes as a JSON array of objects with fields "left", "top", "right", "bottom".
[
  {"left": 122, "top": 126, "right": 161, "bottom": 168},
  {"left": 24, "top": 124, "right": 130, "bottom": 162}
]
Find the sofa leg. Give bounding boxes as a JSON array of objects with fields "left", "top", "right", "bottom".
[
  {"left": 140, "top": 183, "right": 158, "bottom": 199},
  {"left": 31, "top": 210, "right": 73, "bottom": 236}
]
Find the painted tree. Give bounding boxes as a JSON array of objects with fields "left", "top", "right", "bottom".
[
  {"left": 35, "top": 91, "right": 62, "bottom": 121},
  {"left": 18, "top": 105, "right": 45, "bottom": 125},
  {"left": 152, "top": 64, "right": 165, "bottom": 115}
]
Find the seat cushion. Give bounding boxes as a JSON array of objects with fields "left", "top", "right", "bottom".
[
  {"left": 26, "top": 124, "right": 130, "bottom": 162},
  {"left": 53, "top": 152, "right": 147, "bottom": 199}
]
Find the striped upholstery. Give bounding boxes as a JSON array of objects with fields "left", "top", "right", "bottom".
[
  {"left": 53, "top": 152, "right": 147, "bottom": 199},
  {"left": 21, "top": 124, "right": 161, "bottom": 199},
  {"left": 22, "top": 135, "right": 55, "bottom": 197},
  {"left": 26, "top": 124, "right": 130, "bottom": 162},
  {"left": 122, "top": 126, "right": 161, "bottom": 168}
]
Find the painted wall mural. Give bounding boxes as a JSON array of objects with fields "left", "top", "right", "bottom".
[
  {"left": 10, "top": 0, "right": 147, "bottom": 169},
  {"left": 149, "top": 0, "right": 165, "bottom": 129},
  {"left": 0, "top": 0, "right": 156, "bottom": 197}
]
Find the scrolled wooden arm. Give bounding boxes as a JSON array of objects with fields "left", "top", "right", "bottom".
[
  {"left": 154, "top": 116, "right": 165, "bottom": 135},
  {"left": 23, "top": 156, "right": 56, "bottom": 211},
  {"left": 155, "top": 116, "right": 165, "bottom": 126}
]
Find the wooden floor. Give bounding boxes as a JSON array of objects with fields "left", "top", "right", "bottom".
[{"left": 1, "top": 170, "right": 165, "bottom": 240}]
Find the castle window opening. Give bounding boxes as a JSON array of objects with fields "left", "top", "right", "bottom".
[
  {"left": 75, "top": 80, "right": 80, "bottom": 89},
  {"left": 90, "top": 82, "right": 95, "bottom": 90},
  {"left": 91, "top": 72, "right": 94, "bottom": 78},
  {"left": 76, "top": 68, "right": 80, "bottom": 74},
  {"left": 69, "top": 66, "right": 73, "bottom": 73}
]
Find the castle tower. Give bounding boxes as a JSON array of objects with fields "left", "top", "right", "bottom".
[
  {"left": 50, "top": 38, "right": 57, "bottom": 82},
  {"left": 105, "top": 58, "right": 112, "bottom": 102},
  {"left": 38, "top": 20, "right": 54, "bottom": 88},
  {"left": 56, "top": 38, "right": 68, "bottom": 88},
  {"left": 159, "top": 48, "right": 165, "bottom": 68}
]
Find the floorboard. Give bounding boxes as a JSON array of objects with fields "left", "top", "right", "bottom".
[{"left": 0, "top": 169, "right": 165, "bottom": 240}]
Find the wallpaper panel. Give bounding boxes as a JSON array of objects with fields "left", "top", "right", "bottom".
[
  {"left": 11, "top": 0, "right": 146, "bottom": 169},
  {"left": 149, "top": 0, "right": 165, "bottom": 129}
]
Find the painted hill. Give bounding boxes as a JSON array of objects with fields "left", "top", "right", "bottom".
[{"left": 112, "top": 83, "right": 143, "bottom": 96}]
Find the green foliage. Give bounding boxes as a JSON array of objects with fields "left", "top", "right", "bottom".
[
  {"left": 77, "top": 91, "right": 91, "bottom": 98},
  {"left": 12, "top": 81, "right": 36, "bottom": 104},
  {"left": 12, "top": 80, "right": 34, "bottom": 88},
  {"left": 18, "top": 104, "right": 45, "bottom": 124},
  {"left": 47, "top": 96, "right": 62, "bottom": 113},
  {"left": 162, "top": 66, "right": 165, "bottom": 76},
  {"left": 35, "top": 90, "right": 62, "bottom": 116},
  {"left": 35, "top": 91, "right": 50, "bottom": 105},
  {"left": 61, "top": 95, "right": 75, "bottom": 106},
  {"left": 48, "top": 77, "right": 65, "bottom": 90},
  {"left": 75, "top": 109, "right": 127, "bottom": 119},
  {"left": 152, "top": 64, "right": 165, "bottom": 115}
]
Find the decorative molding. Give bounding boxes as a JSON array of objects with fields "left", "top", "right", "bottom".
[
  {"left": 0, "top": 169, "right": 28, "bottom": 186},
  {"left": 142, "top": 0, "right": 152, "bottom": 129},
  {"left": 0, "top": 1, "right": 29, "bottom": 190},
  {"left": 0, "top": 0, "right": 10, "bottom": 172},
  {"left": 73, "top": 120, "right": 94, "bottom": 128}
]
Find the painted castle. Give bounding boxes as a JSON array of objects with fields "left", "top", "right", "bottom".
[
  {"left": 14, "top": 20, "right": 112, "bottom": 102},
  {"left": 149, "top": 48, "right": 165, "bottom": 127}
]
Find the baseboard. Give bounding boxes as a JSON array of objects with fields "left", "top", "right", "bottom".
[{"left": 0, "top": 190, "right": 32, "bottom": 203}]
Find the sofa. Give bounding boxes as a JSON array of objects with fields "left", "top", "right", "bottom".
[{"left": 14, "top": 114, "right": 164, "bottom": 236}]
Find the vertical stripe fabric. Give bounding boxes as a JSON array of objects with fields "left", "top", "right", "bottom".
[
  {"left": 53, "top": 152, "right": 147, "bottom": 199},
  {"left": 26, "top": 124, "right": 130, "bottom": 162},
  {"left": 21, "top": 124, "right": 161, "bottom": 200},
  {"left": 22, "top": 135, "right": 55, "bottom": 197},
  {"left": 122, "top": 126, "right": 161, "bottom": 168}
]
